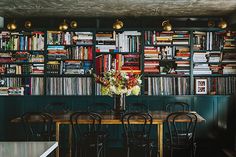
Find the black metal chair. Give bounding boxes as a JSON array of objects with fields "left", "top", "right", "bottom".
[
  {"left": 122, "top": 112, "right": 153, "bottom": 157},
  {"left": 127, "top": 103, "right": 149, "bottom": 113},
  {"left": 166, "top": 112, "right": 198, "bottom": 157},
  {"left": 165, "top": 102, "right": 190, "bottom": 112},
  {"left": 21, "top": 112, "right": 53, "bottom": 141},
  {"left": 70, "top": 112, "right": 106, "bottom": 157}
]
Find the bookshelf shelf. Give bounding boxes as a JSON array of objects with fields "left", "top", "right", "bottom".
[{"left": 0, "top": 28, "right": 235, "bottom": 96}]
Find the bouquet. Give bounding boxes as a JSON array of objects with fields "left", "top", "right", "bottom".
[{"left": 94, "top": 69, "right": 142, "bottom": 96}]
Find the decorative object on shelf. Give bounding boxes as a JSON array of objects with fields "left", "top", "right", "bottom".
[
  {"left": 7, "top": 21, "right": 17, "bottom": 30},
  {"left": 59, "top": 19, "right": 68, "bottom": 31},
  {"left": 162, "top": 20, "right": 172, "bottom": 31},
  {"left": 207, "top": 20, "right": 215, "bottom": 28},
  {"left": 218, "top": 18, "right": 227, "bottom": 29},
  {"left": 70, "top": 20, "right": 78, "bottom": 28},
  {"left": 195, "top": 78, "right": 207, "bottom": 94},
  {"left": 94, "top": 69, "right": 142, "bottom": 115},
  {"left": 24, "top": 21, "right": 32, "bottom": 29},
  {"left": 113, "top": 19, "right": 124, "bottom": 30}
]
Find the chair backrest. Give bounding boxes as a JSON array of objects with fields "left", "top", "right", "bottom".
[
  {"left": 70, "top": 112, "right": 102, "bottom": 140},
  {"left": 44, "top": 102, "right": 69, "bottom": 114},
  {"left": 165, "top": 102, "right": 190, "bottom": 112},
  {"left": 21, "top": 112, "right": 53, "bottom": 141},
  {"left": 122, "top": 112, "right": 153, "bottom": 143},
  {"left": 166, "top": 112, "right": 197, "bottom": 146},
  {"left": 88, "top": 102, "right": 112, "bottom": 114},
  {"left": 127, "top": 102, "right": 149, "bottom": 112}
]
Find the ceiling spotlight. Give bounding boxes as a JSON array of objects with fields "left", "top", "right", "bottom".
[
  {"left": 162, "top": 20, "right": 172, "bottom": 31},
  {"left": 218, "top": 18, "right": 227, "bottom": 29},
  {"left": 113, "top": 19, "right": 123, "bottom": 30},
  {"left": 7, "top": 21, "right": 17, "bottom": 30},
  {"left": 24, "top": 21, "right": 32, "bottom": 29},
  {"left": 59, "top": 19, "right": 68, "bottom": 31},
  {"left": 207, "top": 20, "right": 215, "bottom": 28},
  {"left": 70, "top": 20, "right": 78, "bottom": 29}
]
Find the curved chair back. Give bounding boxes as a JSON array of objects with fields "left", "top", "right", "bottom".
[
  {"left": 127, "top": 103, "right": 149, "bottom": 112},
  {"left": 122, "top": 112, "right": 153, "bottom": 143},
  {"left": 166, "top": 112, "right": 197, "bottom": 148},
  {"left": 21, "top": 112, "right": 53, "bottom": 141},
  {"left": 70, "top": 112, "right": 103, "bottom": 157},
  {"left": 165, "top": 102, "right": 190, "bottom": 112}
]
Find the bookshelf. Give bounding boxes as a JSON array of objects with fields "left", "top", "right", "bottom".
[{"left": 0, "top": 28, "right": 235, "bottom": 96}]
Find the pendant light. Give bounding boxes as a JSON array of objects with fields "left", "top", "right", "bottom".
[
  {"left": 59, "top": 19, "right": 68, "bottom": 31},
  {"left": 113, "top": 19, "right": 124, "bottom": 30},
  {"left": 218, "top": 18, "right": 227, "bottom": 29},
  {"left": 24, "top": 21, "right": 32, "bottom": 29},
  {"left": 70, "top": 20, "right": 78, "bottom": 29},
  {"left": 7, "top": 21, "right": 17, "bottom": 31},
  {"left": 162, "top": 20, "right": 172, "bottom": 31}
]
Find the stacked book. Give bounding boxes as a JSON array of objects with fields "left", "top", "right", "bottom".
[
  {"left": 207, "top": 51, "right": 221, "bottom": 63},
  {"left": 0, "top": 53, "right": 12, "bottom": 62},
  {"left": 174, "top": 47, "right": 190, "bottom": 60},
  {"left": 47, "top": 45, "right": 68, "bottom": 60},
  {"left": 193, "top": 52, "right": 207, "bottom": 62},
  {"left": 172, "top": 31, "right": 190, "bottom": 45},
  {"left": 223, "top": 64, "right": 236, "bottom": 74},
  {"left": 175, "top": 61, "right": 190, "bottom": 75},
  {"left": 144, "top": 46, "right": 160, "bottom": 73},
  {"left": 193, "top": 64, "right": 212, "bottom": 74},
  {"left": 31, "top": 64, "right": 44, "bottom": 74},
  {"left": 156, "top": 31, "right": 173, "bottom": 45}
]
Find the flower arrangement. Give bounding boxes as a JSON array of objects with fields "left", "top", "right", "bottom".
[{"left": 94, "top": 69, "right": 142, "bottom": 96}]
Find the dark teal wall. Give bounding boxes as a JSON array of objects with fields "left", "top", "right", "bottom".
[{"left": 0, "top": 95, "right": 235, "bottom": 147}]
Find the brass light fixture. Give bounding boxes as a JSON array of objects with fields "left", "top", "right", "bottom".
[
  {"left": 70, "top": 20, "right": 78, "bottom": 29},
  {"left": 207, "top": 20, "right": 215, "bottom": 28},
  {"left": 162, "top": 20, "right": 172, "bottom": 31},
  {"left": 218, "top": 18, "right": 227, "bottom": 29},
  {"left": 24, "top": 21, "right": 32, "bottom": 29},
  {"left": 113, "top": 19, "right": 123, "bottom": 30},
  {"left": 59, "top": 19, "right": 68, "bottom": 31},
  {"left": 7, "top": 21, "right": 17, "bottom": 30}
]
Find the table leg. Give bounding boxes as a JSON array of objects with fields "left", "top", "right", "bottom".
[
  {"left": 69, "top": 124, "right": 72, "bottom": 157},
  {"left": 56, "top": 122, "right": 60, "bottom": 157},
  {"left": 158, "top": 123, "right": 163, "bottom": 157}
]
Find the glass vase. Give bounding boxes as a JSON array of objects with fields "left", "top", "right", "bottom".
[{"left": 113, "top": 94, "right": 126, "bottom": 116}]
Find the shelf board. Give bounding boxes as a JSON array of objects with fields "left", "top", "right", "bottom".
[
  {"left": 0, "top": 62, "right": 44, "bottom": 64},
  {"left": 144, "top": 44, "right": 190, "bottom": 47},
  {"left": 193, "top": 50, "right": 221, "bottom": 52},
  {"left": 0, "top": 50, "right": 45, "bottom": 52},
  {"left": 47, "top": 44, "right": 93, "bottom": 46},
  {"left": 0, "top": 74, "right": 44, "bottom": 77},
  {"left": 143, "top": 73, "right": 190, "bottom": 77},
  {"left": 45, "top": 74, "right": 92, "bottom": 77},
  {"left": 193, "top": 74, "right": 236, "bottom": 77},
  {"left": 47, "top": 59, "right": 93, "bottom": 62}
]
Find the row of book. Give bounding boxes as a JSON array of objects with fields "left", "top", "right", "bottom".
[
  {"left": 223, "top": 31, "right": 236, "bottom": 50},
  {"left": 96, "top": 31, "right": 141, "bottom": 52},
  {"left": 196, "top": 77, "right": 236, "bottom": 95},
  {"left": 47, "top": 60, "right": 92, "bottom": 75},
  {"left": 193, "top": 31, "right": 222, "bottom": 50},
  {"left": 0, "top": 52, "right": 44, "bottom": 63},
  {"left": 47, "top": 31, "right": 93, "bottom": 45},
  {"left": 46, "top": 77, "right": 92, "bottom": 95},
  {"left": 0, "top": 64, "right": 44, "bottom": 75},
  {"left": 95, "top": 54, "right": 140, "bottom": 75},
  {"left": 144, "top": 77, "right": 190, "bottom": 95},
  {"left": 0, "top": 77, "right": 25, "bottom": 95},
  {"left": 144, "top": 31, "right": 190, "bottom": 45},
  {"left": 0, "top": 31, "right": 44, "bottom": 51},
  {"left": 47, "top": 45, "right": 93, "bottom": 60}
]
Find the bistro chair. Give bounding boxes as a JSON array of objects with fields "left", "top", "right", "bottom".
[
  {"left": 127, "top": 102, "right": 149, "bottom": 113},
  {"left": 21, "top": 112, "right": 53, "bottom": 141},
  {"left": 122, "top": 112, "right": 154, "bottom": 157},
  {"left": 165, "top": 102, "right": 190, "bottom": 112},
  {"left": 70, "top": 112, "right": 106, "bottom": 157},
  {"left": 166, "top": 112, "right": 198, "bottom": 157}
]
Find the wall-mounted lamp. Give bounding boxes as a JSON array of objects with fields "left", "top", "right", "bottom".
[
  {"left": 218, "top": 18, "right": 227, "bottom": 29},
  {"left": 113, "top": 19, "right": 123, "bottom": 30},
  {"left": 162, "top": 20, "right": 172, "bottom": 31},
  {"left": 7, "top": 21, "right": 17, "bottom": 30},
  {"left": 207, "top": 20, "right": 215, "bottom": 28},
  {"left": 59, "top": 19, "right": 68, "bottom": 31},
  {"left": 70, "top": 20, "right": 78, "bottom": 29},
  {"left": 24, "top": 21, "right": 32, "bottom": 29}
]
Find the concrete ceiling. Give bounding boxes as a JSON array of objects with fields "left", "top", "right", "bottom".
[{"left": 0, "top": 0, "right": 236, "bottom": 18}]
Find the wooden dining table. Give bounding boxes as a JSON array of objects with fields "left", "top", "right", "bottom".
[{"left": 11, "top": 111, "right": 205, "bottom": 157}]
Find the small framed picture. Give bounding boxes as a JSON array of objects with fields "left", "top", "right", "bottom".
[{"left": 195, "top": 79, "right": 207, "bottom": 94}]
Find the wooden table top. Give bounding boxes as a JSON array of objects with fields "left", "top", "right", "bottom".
[{"left": 11, "top": 111, "right": 205, "bottom": 124}]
